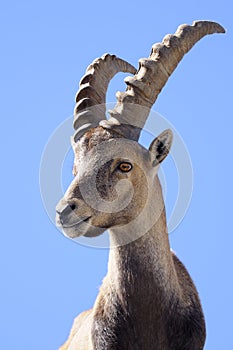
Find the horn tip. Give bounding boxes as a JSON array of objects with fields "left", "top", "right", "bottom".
[{"left": 192, "top": 20, "right": 226, "bottom": 34}]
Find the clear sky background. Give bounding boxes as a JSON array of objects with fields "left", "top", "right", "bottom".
[{"left": 1, "top": 1, "right": 232, "bottom": 349}]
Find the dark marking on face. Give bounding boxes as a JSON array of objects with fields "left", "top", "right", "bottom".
[{"left": 96, "top": 159, "right": 117, "bottom": 201}]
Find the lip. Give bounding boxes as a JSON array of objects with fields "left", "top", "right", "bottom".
[{"left": 62, "top": 216, "right": 91, "bottom": 228}]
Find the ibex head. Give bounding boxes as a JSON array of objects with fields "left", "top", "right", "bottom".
[{"left": 56, "top": 21, "right": 224, "bottom": 241}]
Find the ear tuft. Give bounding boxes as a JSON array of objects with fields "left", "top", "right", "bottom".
[{"left": 149, "top": 129, "right": 173, "bottom": 166}]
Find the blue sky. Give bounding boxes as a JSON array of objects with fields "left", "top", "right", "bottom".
[{"left": 1, "top": 1, "right": 232, "bottom": 349}]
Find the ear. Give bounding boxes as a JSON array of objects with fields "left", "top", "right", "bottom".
[{"left": 149, "top": 129, "right": 173, "bottom": 167}]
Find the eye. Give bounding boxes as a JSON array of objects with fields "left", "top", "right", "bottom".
[{"left": 117, "top": 162, "right": 133, "bottom": 173}]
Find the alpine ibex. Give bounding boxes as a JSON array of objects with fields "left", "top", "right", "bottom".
[{"left": 56, "top": 21, "right": 225, "bottom": 350}]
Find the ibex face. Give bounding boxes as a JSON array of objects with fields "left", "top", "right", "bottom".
[{"left": 56, "top": 127, "right": 173, "bottom": 239}]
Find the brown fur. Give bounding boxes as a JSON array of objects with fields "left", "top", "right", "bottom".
[{"left": 57, "top": 128, "right": 206, "bottom": 349}]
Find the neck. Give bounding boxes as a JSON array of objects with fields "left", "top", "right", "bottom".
[
  {"left": 92, "top": 177, "right": 181, "bottom": 349},
  {"left": 91, "top": 177, "right": 205, "bottom": 349},
  {"left": 107, "top": 176, "right": 179, "bottom": 295}
]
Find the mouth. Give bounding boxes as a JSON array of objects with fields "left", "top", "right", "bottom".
[
  {"left": 62, "top": 216, "right": 92, "bottom": 229},
  {"left": 57, "top": 214, "right": 105, "bottom": 239}
]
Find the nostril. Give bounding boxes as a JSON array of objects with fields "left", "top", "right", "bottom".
[{"left": 70, "top": 203, "right": 76, "bottom": 211}]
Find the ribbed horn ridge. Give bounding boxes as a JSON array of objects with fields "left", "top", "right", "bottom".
[
  {"left": 101, "top": 20, "right": 225, "bottom": 140},
  {"left": 73, "top": 54, "right": 136, "bottom": 141}
]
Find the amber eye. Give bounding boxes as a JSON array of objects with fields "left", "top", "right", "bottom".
[{"left": 118, "top": 162, "right": 133, "bottom": 173}]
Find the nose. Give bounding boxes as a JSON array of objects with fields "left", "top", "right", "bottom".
[
  {"left": 56, "top": 200, "right": 76, "bottom": 224},
  {"left": 56, "top": 203, "right": 76, "bottom": 214}
]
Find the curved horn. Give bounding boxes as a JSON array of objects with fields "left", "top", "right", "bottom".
[
  {"left": 73, "top": 54, "right": 136, "bottom": 141},
  {"left": 101, "top": 20, "right": 225, "bottom": 140}
]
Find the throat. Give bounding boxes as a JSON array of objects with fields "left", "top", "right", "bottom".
[
  {"left": 92, "top": 216, "right": 180, "bottom": 350},
  {"left": 108, "top": 218, "right": 176, "bottom": 300},
  {"left": 107, "top": 184, "right": 177, "bottom": 290}
]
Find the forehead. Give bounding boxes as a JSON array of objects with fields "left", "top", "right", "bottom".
[
  {"left": 76, "top": 127, "right": 121, "bottom": 152},
  {"left": 73, "top": 127, "right": 149, "bottom": 165}
]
